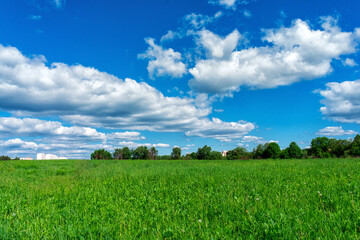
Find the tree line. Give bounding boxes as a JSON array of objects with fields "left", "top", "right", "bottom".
[{"left": 90, "top": 134, "right": 360, "bottom": 160}]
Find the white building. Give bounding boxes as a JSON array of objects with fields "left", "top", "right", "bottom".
[
  {"left": 222, "top": 150, "right": 228, "bottom": 157},
  {"left": 20, "top": 157, "right": 33, "bottom": 160},
  {"left": 36, "top": 153, "right": 67, "bottom": 160}
]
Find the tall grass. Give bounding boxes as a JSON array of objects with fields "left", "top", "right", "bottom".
[{"left": 0, "top": 159, "right": 360, "bottom": 239}]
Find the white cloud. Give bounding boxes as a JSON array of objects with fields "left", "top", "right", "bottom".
[
  {"left": 184, "top": 12, "right": 223, "bottom": 30},
  {"left": 209, "top": 0, "right": 236, "bottom": 9},
  {"left": 316, "top": 126, "right": 358, "bottom": 136},
  {"left": 0, "top": 138, "right": 38, "bottom": 150},
  {"left": 241, "top": 135, "right": 263, "bottom": 143},
  {"left": 118, "top": 141, "right": 170, "bottom": 149},
  {"left": 160, "top": 30, "right": 182, "bottom": 43},
  {"left": 107, "top": 131, "right": 145, "bottom": 141},
  {"left": 318, "top": 80, "right": 360, "bottom": 124},
  {"left": 197, "top": 29, "right": 241, "bottom": 59},
  {"left": 185, "top": 117, "right": 255, "bottom": 142},
  {"left": 138, "top": 38, "right": 187, "bottom": 79},
  {"left": 0, "top": 44, "right": 255, "bottom": 143},
  {"left": 343, "top": 58, "right": 357, "bottom": 67},
  {"left": 189, "top": 17, "right": 359, "bottom": 94}
]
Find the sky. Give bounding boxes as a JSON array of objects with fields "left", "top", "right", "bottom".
[{"left": 0, "top": 0, "right": 360, "bottom": 159}]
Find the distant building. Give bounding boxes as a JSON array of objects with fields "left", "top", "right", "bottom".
[
  {"left": 20, "top": 157, "right": 33, "bottom": 160},
  {"left": 222, "top": 150, "right": 228, "bottom": 157},
  {"left": 36, "top": 153, "right": 67, "bottom": 160}
]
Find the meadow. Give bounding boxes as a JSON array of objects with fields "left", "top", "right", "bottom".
[{"left": 0, "top": 159, "right": 360, "bottom": 239}]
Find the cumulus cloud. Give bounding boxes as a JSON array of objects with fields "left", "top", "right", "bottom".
[
  {"left": 0, "top": 44, "right": 254, "bottom": 141},
  {"left": 316, "top": 126, "right": 358, "bottom": 136},
  {"left": 197, "top": 29, "right": 241, "bottom": 59},
  {"left": 0, "top": 117, "right": 106, "bottom": 140},
  {"left": 185, "top": 118, "right": 255, "bottom": 142},
  {"left": 0, "top": 138, "right": 38, "bottom": 150},
  {"left": 138, "top": 38, "right": 187, "bottom": 79},
  {"left": 318, "top": 80, "right": 360, "bottom": 124},
  {"left": 118, "top": 141, "right": 170, "bottom": 149},
  {"left": 189, "top": 17, "right": 359, "bottom": 94}
]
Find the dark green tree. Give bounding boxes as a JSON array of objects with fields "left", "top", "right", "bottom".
[
  {"left": 122, "top": 147, "right": 132, "bottom": 159},
  {"left": 197, "top": 145, "right": 212, "bottom": 160},
  {"left": 171, "top": 147, "right": 182, "bottom": 160},
  {"left": 252, "top": 144, "right": 267, "bottom": 159},
  {"left": 262, "top": 142, "right": 281, "bottom": 159},
  {"left": 351, "top": 134, "right": 360, "bottom": 157},
  {"left": 287, "top": 142, "right": 302, "bottom": 159},
  {"left": 0, "top": 155, "right": 11, "bottom": 161},
  {"left": 227, "top": 147, "right": 250, "bottom": 160},
  {"left": 309, "top": 137, "right": 331, "bottom": 158},
  {"left": 209, "top": 151, "right": 223, "bottom": 160},
  {"left": 113, "top": 148, "right": 123, "bottom": 159},
  {"left": 91, "top": 149, "right": 112, "bottom": 160},
  {"left": 149, "top": 147, "right": 158, "bottom": 160},
  {"left": 132, "top": 146, "right": 149, "bottom": 159}
]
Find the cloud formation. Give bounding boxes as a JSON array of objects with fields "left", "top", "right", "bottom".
[
  {"left": 138, "top": 38, "right": 187, "bottom": 79},
  {"left": 318, "top": 80, "right": 360, "bottom": 124},
  {"left": 316, "top": 126, "right": 358, "bottom": 136},
  {"left": 189, "top": 17, "right": 359, "bottom": 94},
  {"left": 0, "top": 44, "right": 254, "bottom": 142}
]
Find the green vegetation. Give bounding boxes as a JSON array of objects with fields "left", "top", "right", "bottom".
[
  {"left": 1, "top": 159, "right": 360, "bottom": 238},
  {"left": 92, "top": 134, "right": 360, "bottom": 160}
]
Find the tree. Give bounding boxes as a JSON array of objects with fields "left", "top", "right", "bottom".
[
  {"left": 227, "top": 147, "right": 250, "bottom": 160},
  {"left": 279, "top": 148, "right": 290, "bottom": 159},
  {"left": 309, "top": 137, "right": 331, "bottom": 158},
  {"left": 287, "top": 142, "right": 302, "bottom": 159},
  {"left": 149, "top": 147, "right": 158, "bottom": 160},
  {"left": 252, "top": 144, "right": 267, "bottom": 159},
  {"left": 209, "top": 151, "right": 223, "bottom": 160},
  {"left": 351, "top": 134, "right": 360, "bottom": 157},
  {"left": 113, "top": 148, "right": 123, "bottom": 159},
  {"left": 329, "top": 139, "right": 351, "bottom": 158},
  {"left": 262, "top": 142, "right": 281, "bottom": 159},
  {"left": 91, "top": 149, "right": 112, "bottom": 160},
  {"left": 171, "top": 147, "right": 182, "bottom": 160},
  {"left": 0, "top": 155, "right": 11, "bottom": 161},
  {"left": 122, "top": 147, "right": 132, "bottom": 159},
  {"left": 132, "top": 146, "right": 149, "bottom": 159},
  {"left": 197, "top": 145, "right": 212, "bottom": 160}
]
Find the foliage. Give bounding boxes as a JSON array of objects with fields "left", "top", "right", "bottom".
[
  {"left": 90, "top": 149, "right": 112, "bottom": 160},
  {"left": 113, "top": 148, "right": 123, "bottom": 160},
  {"left": 197, "top": 145, "right": 212, "bottom": 160},
  {"left": 171, "top": 147, "right": 182, "bottom": 160},
  {"left": 262, "top": 142, "right": 281, "bottom": 159},
  {"left": 122, "top": 147, "right": 132, "bottom": 160},
  {"left": 0, "top": 155, "right": 11, "bottom": 161},
  {"left": 252, "top": 144, "right": 266, "bottom": 159},
  {"left": 309, "top": 137, "right": 331, "bottom": 158},
  {"left": 280, "top": 142, "right": 302, "bottom": 159},
  {"left": 209, "top": 151, "right": 223, "bottom": 160},
  {"left": 148, "top": 147, "right": 158, "bottom": 160},
  {"left": 351, "top": 134, "right": 360, "bottom": 157},
  {"left": 227, "top": 147, "right": 250, "bottom": 160},
  {"left": 132, "top": 146, "right": 149, "bottom": 159}
]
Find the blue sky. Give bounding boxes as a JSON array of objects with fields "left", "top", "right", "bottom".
[{"left": 0, "top": 0, "right": 360, "bottom": 159}]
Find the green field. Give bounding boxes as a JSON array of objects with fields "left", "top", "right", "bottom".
[{"left": 0, "top": 159, "right": 360, "bottom": 239}]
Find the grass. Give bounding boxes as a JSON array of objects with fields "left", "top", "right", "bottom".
[{"left": 0, "top": 158, "right": 360, "bottom": 239}]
